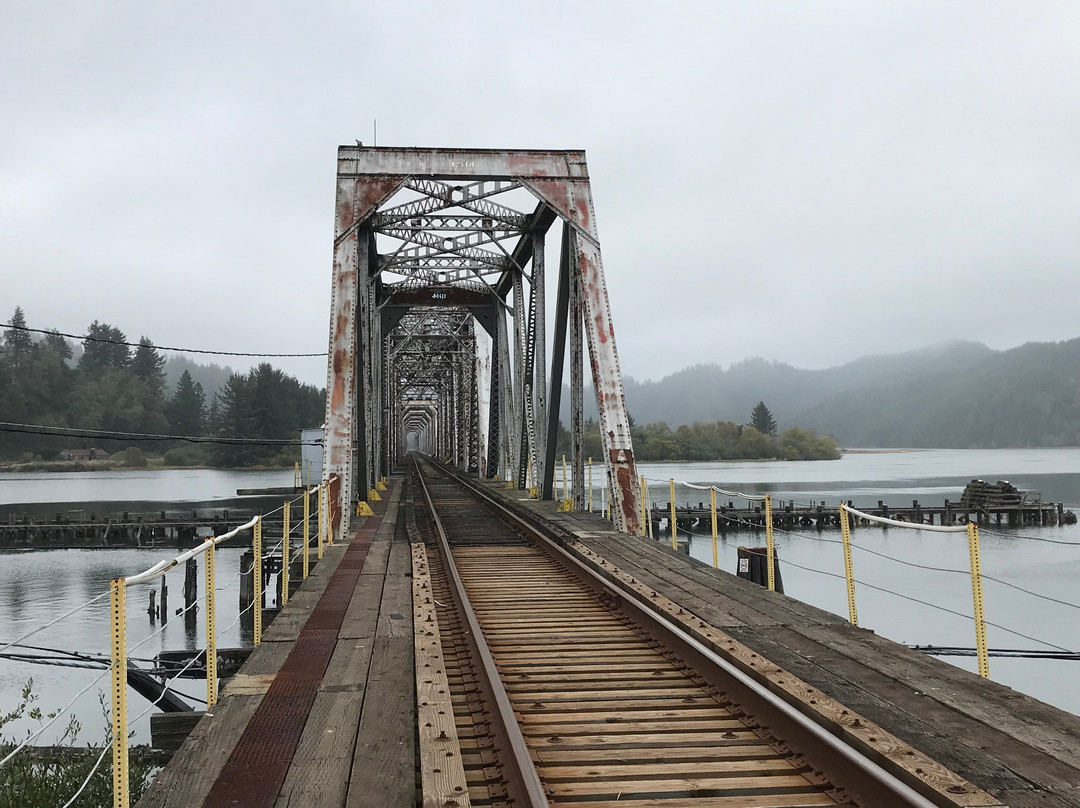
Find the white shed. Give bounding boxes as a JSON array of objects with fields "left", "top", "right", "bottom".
[{"left": 300, "top": 426, "right": 325, "bottom": 484}]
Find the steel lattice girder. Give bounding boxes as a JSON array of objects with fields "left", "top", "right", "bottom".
[{"left": 323, "top": 147, "right": 640, "bottom": 538}]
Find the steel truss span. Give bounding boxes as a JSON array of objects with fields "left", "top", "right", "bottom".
[
  {"left": 407, "top": 456, "right": 950, "bottom": 808},
  {"left": 323, "top": 147, "right": 641, "bottom": 538}
]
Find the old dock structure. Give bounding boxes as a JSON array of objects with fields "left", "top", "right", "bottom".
[{"left": 650, "top": 495, "right": 1073, "bottom": 534}]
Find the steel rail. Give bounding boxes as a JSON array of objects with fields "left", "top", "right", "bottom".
[
  {"left": 421, "top": 456, "right": 949, "bottom": 808},
  {"left": 412, "top": 460, "right": 552, "bottom": 808}
]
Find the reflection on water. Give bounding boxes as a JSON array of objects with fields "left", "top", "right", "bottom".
[{"left": 0, "top": 546, "right": 252, "bottom": 745}]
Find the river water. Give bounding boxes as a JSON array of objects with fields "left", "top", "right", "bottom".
[{"left": 0, "top": 450, "right": 1077, "bottom": 748}]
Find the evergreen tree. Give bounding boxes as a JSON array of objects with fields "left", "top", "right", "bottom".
[
  {"left": 42, "top": 329, "right": 73, "bottom": 360},
  {"left": 79, "top": 321, "right": 130, "bottom": 370},
  {"left": 750, "top": 401, "right": 777, "bottom": 437},
  {"left": 166, "top": 370, "right": 207, "bottom": 436},
  {"left": 132, "top": 337, "right": 165, "bottom": 381},
  {"left": 4, "top": 307, "right": 34, "bottom": 366},
  {"left": 212, "top": 373, "right": 257, "bottom": 466}
]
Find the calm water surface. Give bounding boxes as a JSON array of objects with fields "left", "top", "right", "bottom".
[
  {"left": 638, "top": 448, "right": 1080, "bottom": 717},
  {"left": 0, "top": 468, "right": 293, "bottom": 745},
  {"left": 1, "top": 451, "right": 1077, "bottom": 747}
]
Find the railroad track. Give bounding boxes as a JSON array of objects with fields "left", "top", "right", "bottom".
[{"left": 406, "top": 457, "right": 965, "bottom": 808}]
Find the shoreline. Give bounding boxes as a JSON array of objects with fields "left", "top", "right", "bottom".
[{"left": 0, "top": 460, "right": 295, "bottom": 474}]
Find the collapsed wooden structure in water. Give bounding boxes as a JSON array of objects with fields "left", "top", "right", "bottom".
[
  {"left": 650, "top": 495, "right": 1075, "bottom": 534},
  {"left": 0, "top": 510, "right": 295, "bottom": 548}
]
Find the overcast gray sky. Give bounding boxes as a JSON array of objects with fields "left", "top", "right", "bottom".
[{"left": 3, "top": 1, "right": 1078, "bottom": 387}]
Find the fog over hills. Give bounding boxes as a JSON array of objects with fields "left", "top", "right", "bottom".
[{"left": 572, "top": 338, "right": 1079, "bottom": 449}]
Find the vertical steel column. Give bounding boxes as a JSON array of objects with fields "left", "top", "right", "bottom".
[
  {"left": 454, "top": 359, "right": 464, "bottom": 466},
  {"left": 354, "top": 232, "right": 373, "bottom": 510},
  {"left": 383, "top": 337, "right": 392, "bottom": 476},
  {"left": 324, "top": 190, "right": 363, "bottom": 539},
  {"left": 542, "top": 223, "right": 572, "bottom": 501},
  {"left": 496, "top": 306, "right": 515, "bottom": 480},
  {"left": 510, "top": 272, "right": 526, "bottom": 487},
  {"left": 468, "top": 332, "right": 480, "bottom": 474},
  {"left": 519, "top": 275, "right": 541, "bottom": 489},
  {"left": 368, "top": 282, "right": 382, "bottom": 485},
  {"left": 486, "top": 323, "right": 502, "bottom": 478},
  {"left": 575, "top": 232, "right": 641, "bottom": 535},
  {"left": 532, "top": 231, "right": 548, "bottom": 489},
  {"left": 569, "top": 243, "right": 585, "bottom": 511}
]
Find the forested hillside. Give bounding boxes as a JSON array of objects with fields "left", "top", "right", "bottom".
[
  {"left": 0, "top": 307, "right": 324, "bottom": 466},
  {"left": 572, "top": 338, "right": 1079, "bottom": 448}
]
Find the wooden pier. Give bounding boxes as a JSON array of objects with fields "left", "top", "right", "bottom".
[
  {"left": 650, "top": 496, "right": 1074, "bottom": 534},
  {"left": 0, "top": 506, "right": 308, "bottom": 549}
]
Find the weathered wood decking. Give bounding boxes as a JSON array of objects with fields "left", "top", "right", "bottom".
[
  {"left": 137, "top": 479, "right": 416, "bottom": 808},
  {"left": 138, "top": 472, "right": 1080, "bottom": 807},
  {"left": 488, "top": 481, "right": 1080, "bottom": 808}
]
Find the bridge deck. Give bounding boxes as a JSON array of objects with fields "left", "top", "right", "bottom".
[{"left": 137, "top": 472, "right": 1080, "bottom": 808}]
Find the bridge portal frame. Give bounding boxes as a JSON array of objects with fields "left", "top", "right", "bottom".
[{"left": 323, "top": 147, "right": 641, "bottom": 538}]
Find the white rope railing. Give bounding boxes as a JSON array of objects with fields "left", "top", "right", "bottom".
[{"left": 842, "top": 504, "right": 968, "bottom": 533}]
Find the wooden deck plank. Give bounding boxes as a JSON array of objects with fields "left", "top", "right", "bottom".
[
  {"left": 274, "top": 691, "right": 365, "bottom": 808},
  {"left": 344, "top": 636, "right": 416, "bottom": 808},
  {"left": 137, "top": 613, "right": 297, "bottom": 806}
]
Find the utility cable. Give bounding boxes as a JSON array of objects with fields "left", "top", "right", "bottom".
[
  {"left": 910, "top": 645, "right": 1080, "bottom": 660},
  {"left": 0, "top": 421, "right": 320, "bottom": 446},
  {"left": 0, "top": 323, "right": 327, "bottom": 358}
]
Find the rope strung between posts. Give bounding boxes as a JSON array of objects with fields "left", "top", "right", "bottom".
[
  {"left": 0, "top": 663, "right": 115, "bottom": 770},
  {"left": 642, "top": 475, "right": 767, "bottom": 502},
  {"left": 0, "top": 591, "right": 110, "bottom": 657},
  {"left": 979, "top": 526, "right": 1080, "bottom": 546},
  {"left": 123, "top": 517, "right": 258, "bottom": 586},
  {"left": 732, "top": 545, "right": 1074, "bottom": 653},
  {"left": 732, "top": 515, "right": 1080, "bottom": 613},
  {"left": 843, "top": 504, "right": 969, "bottom": 533}
]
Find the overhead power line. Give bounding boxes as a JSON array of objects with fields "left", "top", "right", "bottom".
[
  {"left": 0, "top": 421, "right": 322, "bottom": 446},
  {"left": 1, "top": 323, "right": 327, "bottom": 358}
]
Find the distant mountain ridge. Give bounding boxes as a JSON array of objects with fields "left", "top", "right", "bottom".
[{"left": 572, "top": 338, "right": 1079, "bottom": 448}]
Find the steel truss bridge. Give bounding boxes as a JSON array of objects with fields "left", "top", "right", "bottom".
[{"left": 323, "top": 147, "right": 641, "bottom": 539}]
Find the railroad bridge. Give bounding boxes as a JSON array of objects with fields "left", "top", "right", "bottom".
[
  {"left": 136, "top": 148, "right": 1080, "bottom": 808},
  {"left": 322, "top": 146, "right": 640, "bottom": 540}
]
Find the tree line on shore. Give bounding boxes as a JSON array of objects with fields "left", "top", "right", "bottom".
[
  {"left": 562, "top": 402, "right": 839, "bottom": 461},
  {"left": 613, "top": 339, "right": 1080, "bottom": 449},
  {"left": 0, "top": 307, "right": 323, "bottom": 467}
]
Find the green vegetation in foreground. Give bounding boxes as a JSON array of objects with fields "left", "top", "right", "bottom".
[
  {"left": 0, "top": 680, "right": 157, "bottom": 808},
  {"left": 0, "top": 307, "right": 323, "bottom": 468}
]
